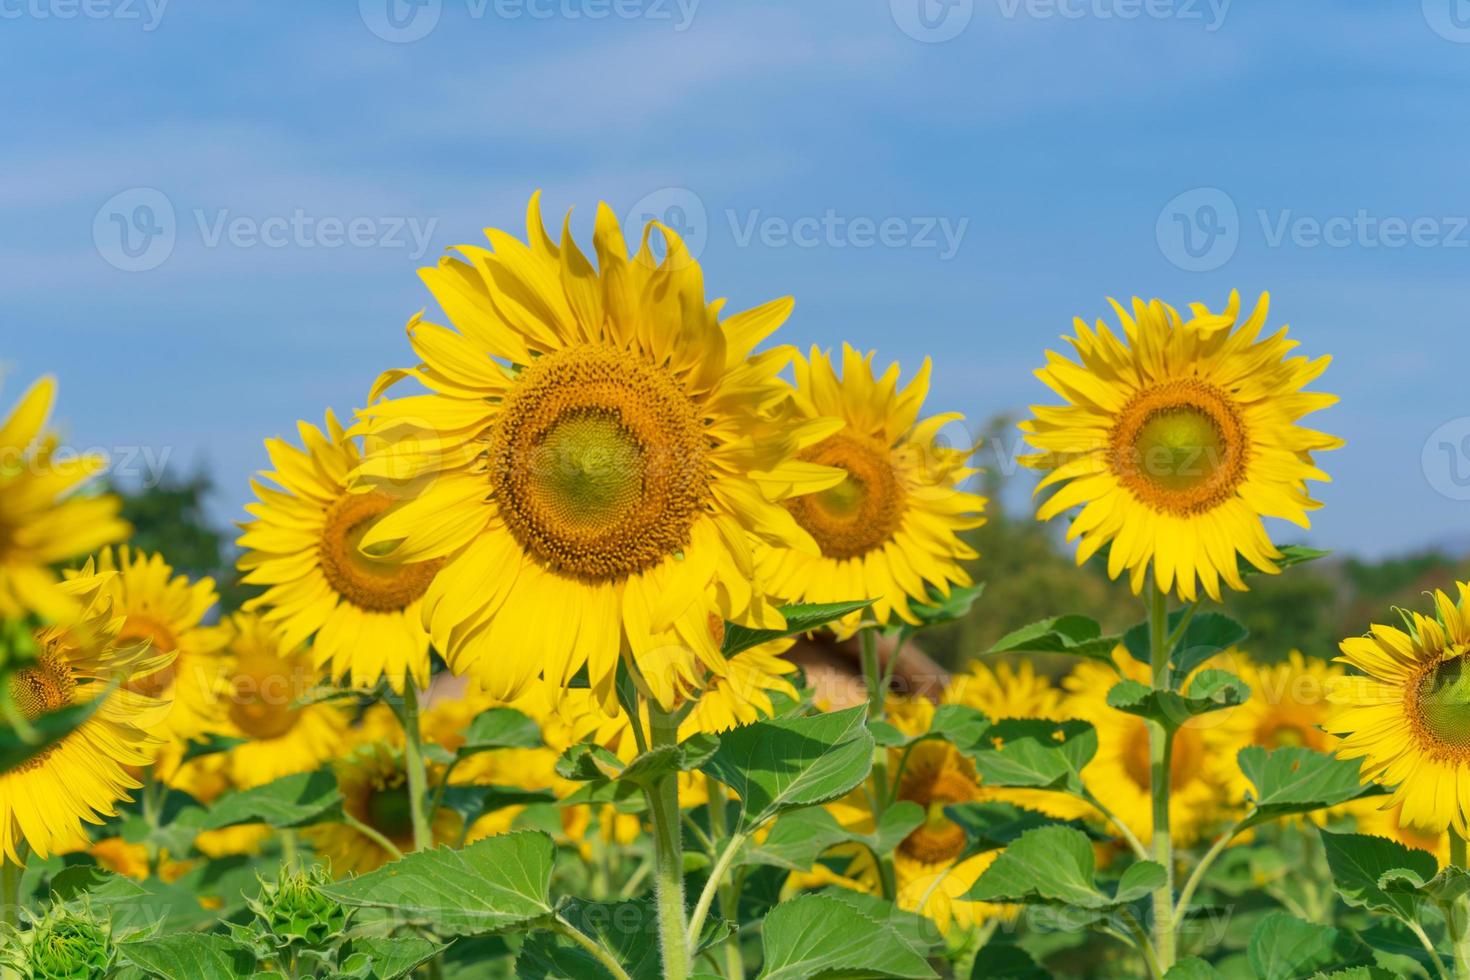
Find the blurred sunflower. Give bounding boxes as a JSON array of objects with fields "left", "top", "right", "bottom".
[
  {"left": 213, "top": 612, "right": 348, "bottom": 789},
  {"left": 758, "top": 345, "right": 985, "bottom": 635},
  {"left": 1349, "top": 798, "right": 1450, "bottom": 865},
  {"left": 0, "top": 377, "right": 128, "bottom": 621},
  {"left": 66, "top": 547, "right": 231, "bottom": 745},
  {"left": 1020, "top": 291, "right": 1341, "bottom": 601},
  {"left": 355, "top": 194, "right": 840, "bottom": 709},
  {"left": 87, "top": 837, "right": 191, "bottom": 883},
  {"left": 238, "top": 411, "right": 440, "bottom": 693},
  {"left": 0, "top": 571, "right": 173, "bottom": 861},
  {"left": 1063, "top": 655, "right": 1227, "bottom": 846},
  {"left": 1330, "top": 584, "right": 1470, "bottom": 834}
]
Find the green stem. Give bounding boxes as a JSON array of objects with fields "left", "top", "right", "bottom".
[
  {"left": 1147, "top": 587, "right": 1176, "bottom": 971},
  {"left": 141, "top": 769, "right": 163, "bottom": 877},
  {"left": 686, "top": 830, "right": 747, "bottom": 951},
  {"left": 860, "top": 628, "right": 886, "bottom": 720},
  {"left": 705, "top": 776, "right": 745, "bottom": 980},
  {"left": 1451, "top": 830, "right": 1470, "bottom": 980},
  {"left": 550, "top": 914, "right": 635, "bottom": 980},
  {"left": 858, "top": 628, "right": 898, "bottom": 901},
  {"left": 1, "top": 847, "right": 24, "bottom": 931},
  {"left": 1078, "top": 787, "right": 1149, "bottom": 862},
  {"left": 342, "top": 812, "right": 406, "bottom": 863},
  {"left": 1122, "top": 909, "right": 1166, "bottom": 980},
  {"left": 1174, "top": 817, "right": 1245, "bottom": 927},
  {"left": 646, "top": 701, "right": 691, "bottom": 980},
  {"left": 397, "top": 685, "right": 433, "bottom": 852}
]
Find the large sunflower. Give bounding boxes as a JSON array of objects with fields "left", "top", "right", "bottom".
[
  {"left": 757, "top": 344, "right": 985, "bottom": 634},
  {"left": 1020, "top": 292, "right": 1341, "bottom": 601},
  {"left": 66, "top": 547, "right": 231, "bottom": 744},
  {"left": 1329, "top": 584, "right": 1470, "bottom": 834},
  {"left": 0, "top": 377, "right": 128, "bottom": 621},
  {"left": 238, "top": 411, "right": 439, "bottom": 692},
  {"left": 355, "top": 194, "right": 839, "bottom": 708},
  {"left": 0, "top": 571, "right": 173, "bottom": 861}
]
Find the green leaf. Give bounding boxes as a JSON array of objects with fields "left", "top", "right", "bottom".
[
  {"left": 116, "top": 934, "right": 259, "bottom": 980},
  {"left": 179, "top": 733, "right": 247, "bottom": 763},
  {"left": 1318, "top": 830, "right": 1438, "bottom": 922},
  {"left": 555, "top": 743, "right": 627, "bottom": 782},
  {"left": 700, "top": 706, "right": 873, "bottom": 829},
  {"left": 322, "top": 831, "right": 555, "bottom": 936},
  {"left": 456, "top": 708, "right": 541, "bottom": 756},
  {"left": 811, "top": 890, "right": 944, "bottom": 954},
  {"left": 945, "top": 802, "right": 1084, "bottom": 855},
  {"left": 967, "top": 719, "right": 1096, "bottom": 794},
  {"left": 1238, "top": 747, "right": 1380, "bottom": 828},
  {"left": 339, "top": 937, "right": 444, "bottom": 980},
  {"left": 1122, "top": 611, "right": 1248, "bottom": 674},
  {"left": 1245, "top": 545, "right": 1330, "bottom": 577},
  {"left": 898, "top": 583, "right": 986, "bottom": 630},
  {"left": 742, "top": 808, "right": 855, "bottom": 871},
  {"left": 756, "top": 894, "right": 937, "bottom": 979},
  {"left": 1106, "top": 671, "right": 1249, "bottom": 726},
  {"left": 987, "top": 615, "right": 1119, "bottom": 664},
  {"left": 0, "top": 682, "right": 110, "bottom": 773},
  {"left": 518, "top": 897, "right": 731, "bottom": 980},
  {"left": 1380, "top": 864, "right": 1470, "bottom": 907},
  {"left": 973, "top": 940, "right": 1050, "bottom": 978},
  {"left": 722, "top": 600, "right": 875, "bottom": 655},
  {"left": 1247, "top": 911, "right": 1370, "bottom": 980},
  {"left": 200, "top": 770, "right": 342, "bottom": 830},
  {"left": 967, "top": 825, "right": 1164, "bottom": 910},
  {"left": 870, "top": 705, "right": 990, "bottom": 754},
  {"left": 1163, "top": 958, "right": 1224, "bottom": 980},
  {"left": 621, "top": 733, "right": 721, "bottom": 787}
]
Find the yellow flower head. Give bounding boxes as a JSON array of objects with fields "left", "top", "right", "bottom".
[
  {"left": 1021, "top": 291, "right": 1340, "bottom": 601},
  {"left": 1330, "top": 583, "right": 1470, "bottom": 835},
  {"left": 758, "top": 344, "right": 985, "bottom": 635},
  {"left": 0, "top": 377, "right": 128, "bottom": 622},
  {"left": 355, "top": 193, "right": 842, "bottom": 710}
]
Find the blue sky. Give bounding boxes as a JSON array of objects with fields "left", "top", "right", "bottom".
[{"left": 4, "top": 0, "right": 1469, "bottom": 558}]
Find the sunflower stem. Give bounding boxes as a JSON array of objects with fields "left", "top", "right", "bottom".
[
  {"left": 397, "top": 684, "right": 433, "bottom": 853},
  {"left": 646, "top": 700, "right": 691, "bottom": 980},
  {"left": 1451, "top": 830, "right": 1470, "bottom": 980},
  {"left": 703, "top": 776, "right": 745, "bottom": 980},
  {"left": 858, "top": 627, "right": 900, "bottom": 901},
  {"left": 1147, "top": 587, "right": 1176, "bottom": 971},
  {"left": 1, "top": 846, "right": 24, "bottom": 931}
]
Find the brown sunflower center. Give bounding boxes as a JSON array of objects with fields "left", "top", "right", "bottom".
[
  {"left": 1412, "top": 655, "right": 1470, "bottom": 755},
  {"left": 228, "top": 667, "right": 302, "bottom": 741},
  {"left": 320, "top": 491, "right": 442, "bottom": 613},
  {"left": 786, "top": 433, "right": 905, "bottom": 560},
  {"left": 490, "top": 345, "right": 710, "bottom": 581},
  {"left": 11, "top": 651, "right": 76, "bottom": 720},
  {"left": 897, "top": 763, "right": 975, "bottom": 864},
  {"left": 1109, "top": 379, "right": 1247, "bottom": 516},
  {"left": 118, "top": 616, "right": 179, "bottom": 698}
]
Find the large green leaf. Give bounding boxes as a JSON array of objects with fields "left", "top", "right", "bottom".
[
  {"left": 966, "top": 719, "right": 1096, "bottom": 794},
  {"left": 986, "top": 615, "right": 1119, "bottom": 664},
  {"left": 742, "top": 808, "right": 858, "bottom": 871},
  {"left": 756, "top": 894, "right": 937, "bottom": 980},
  {"left": 322, "top": 831, "right": 555, "bottom": 936},
  {"left": 1238, "top": 748, "right": 1379, "bottom": 828},
  {"left": 518, "top": 896, "right": 729, "bottom": 980},
  {"left": 339, "top": 937, "right": 445, "bottom": 980},
  {"left": 200, "top": 770, "right": 341, "bottom": 830},
  {"left": 116, "top": 934, "right": 259, "bottom": 979},
  {"left": 455, "top": 708, "right": 541, "bottom": 757},
  {"left": 1247, "top": 911, "right": 1371, "bottom": 980},
  {"left": 1122, "top": 611, "right": 1248, "bottom": 674},
  {"left": 972, "top": 940, "right": 1050, "bottom": 978},
  {"left": 722, "top": 600, "right": 874, "bottom": 655},
  {"left": 1319, "top": 830, "right": 1438, "bottom": 922},
  {"left": 899, "top": 583, "right": 986, "bottom": 630},
  {"left": 1106, "top": 671, "right": 1249, "bottom": 727},
  {"left": 870, "top": 704, "right": 990, "bottom": 754},
  {"left": 811, "top": 890, "right": 944, "bottom": 954},
  {"left": 945, "top": 802, "right": 1089, "bottom": 855},
  {"left": 967, "top": 825, "right": 1164, "bottom": 909},
  {"left": 700, "top": 706, "right": 873, "bottom": 829}
]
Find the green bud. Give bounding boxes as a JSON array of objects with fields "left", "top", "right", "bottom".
[
  {"left": 16, "top": 905, "right": 113, "bottom": 980},
  {"left": 248, "top": 865, "right": 349, "bottom": 951}
]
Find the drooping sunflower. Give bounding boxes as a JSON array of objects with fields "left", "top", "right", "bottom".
[
  {"left": 1020, "top": 292, "right": 1341, "bottom": 601},
  {"left": 239, "top": 411, "right": 440, "bottom": 693},
  {"left": 1329, "top": 584, "right": 1470, "bottom": 835},
  {"left": 354, "top": 194, "right": 841, "bottom": 708},
  {"left": 0, "top": 377, "right": 129, "bottom": 621},
  {"left": 211, "top": 612, "right": 348, "bottom": 790},
  {"left": 757, "top": 344, "right": 985, "bottom": 635},
  {"left": 65, "top": 547, "right": 232, "bottom": 745},
  {"left": 0, "top": 571, "right": 173, "bottom": 861}
]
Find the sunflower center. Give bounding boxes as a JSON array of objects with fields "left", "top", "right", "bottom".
[
  {"left": 787, "top": 433, "right": 905, "bottom": 560},
  {"left": 1109, "top": 379, "right": 1247, "bottom": 516},
  {"left": 490, "top": 345, "right": 710, "bottom": 581},
  {"left": 320, "top": 491, "right": 442, "bottom": 613},
  {"left": 1414, "top": 656, "right": 1470, "bottom": 753},
  {"left": 228, "top": 669, "right": 301, "bottom": 741},
  {"left": 11, "top": 651, "right": 76, "bottom": 720},
  {"left": 118, "top": 616, "right": 179, "bottom": 698},
  {"left": 897, "top": 764, "right": 975, "bottom": 864}
]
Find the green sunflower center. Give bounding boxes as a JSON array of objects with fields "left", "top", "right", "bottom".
[
  {"left": 1110, "top": 378, "right": 1248, "bottom": 516},
  {"left": 1133, "top": 408, "right": 1227, "bottom": 492},
  {"left": 1416, "top": 656, "right": 1470, "bottom": 750},
  {"left": 787, "top": 433, "right": 905, "bottom": 561},
  {"left": 530, "top": 411, "right": 645, "bottom": 531},
  {"left": 320, "top": 491, "right": 442, "bottom": 613}
]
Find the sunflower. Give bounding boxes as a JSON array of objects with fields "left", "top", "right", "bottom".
[
  {"left": 1020, "top": 291, "right": 1341, "bottom": 601},
  {"left": 1329, "top": 583, "right": 1470, "bottom": 835},
  {"left": 1349, "top": 798, "right": 1450, "bottom": 865},
  {"left": 1203, "top": 650, "right": 1341, "bottom": 798},
  {"left": 303, "top": 742, "right": 462, "bottom": 876},
  {"left": 65, "top": 547, "right": 232, "bottom": 745},
  {"left": 1063, "top": 655, "right": 1227, "bottom": 846},
  {"left": 0, "top": 377, "right": 128, "bottom": 621},
  {"left": 354, "top": 194, "right": 841, "bottom": 709},
  {"left": 0, "top": 571, "right": 173, "bottom": 862},
  {"left": 211, "top": 612, "right": 348, "bottom": 790},
  {"left": 757, "top": 345, "right": 985, "bottom": 635},
  {"left": 239, "top": 411, "right": 440, "bottom": 693}
]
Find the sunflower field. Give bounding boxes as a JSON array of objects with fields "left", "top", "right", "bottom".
[{"left": 1, "top": 196, "right": 1465, "bottom": 980}]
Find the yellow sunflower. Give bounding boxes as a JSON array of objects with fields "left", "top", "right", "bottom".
[
  {"left": 757, "top": 344, "right": 985, "bottom": 634},
  {"left": 211, "top": 612, "right": 348, "bottom": 790},
  {"left": 354, "top": 193, "right": 840, "bottom": 709},
  {"left": 1349, "top": 798, "right": 1450, "bottom": 865},
  {"left": 0, "top": 571, "right": 173, "bottom": 861},
  {"left": 0, "top": 376, "right": 129, "bottom": 621},
  {"left": 65, "top": 547, "right": 232, "bottom": 744},
  {"left": 1063, "top": 655, "right": 1227, "bottom": 846},
  {"left": 1329, "top": 583, "right": 1470, "bottom": 835},
  {"left": 239, "top": 411, "right": 440, "bottom": 693},
  {"left": 1020, "top": 291, "right": 1341, "bottom": 601}
]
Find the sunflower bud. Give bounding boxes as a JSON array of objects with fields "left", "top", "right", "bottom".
[
  {"left": 15, "top": 905, "right": 114, "bottom": 980},
  {"left": 249, "top": 865, "right": 349, "bottom": 950}
]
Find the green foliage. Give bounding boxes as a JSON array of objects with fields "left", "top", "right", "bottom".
[
  {"left": 754, "top": 894, "right": 937, "bottom": 980},
  {"left": 967, "top": 825, "right": 1164, "bottom": 910},
  {"left": 1247, "top": 911, "right": 1372, "bottom": 980},
  {"left": 721, "top": 600, "right": 875, "bottom": 656},
  {"left": 201, "top": 770, "right": 343, "bottom": 831}
]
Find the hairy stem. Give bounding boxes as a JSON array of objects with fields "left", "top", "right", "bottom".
[
  {"left": 550, "top": 914, "right": 635, "bottom": 980},
  {"left": 1148, "top": 587, "right": 1176, "bottom": 971},
  {"left": 705, "top": 776, "right": 746, "bottom": 980},
  {"left": 859, "top": 628, "right": 898, "bottom": 900},
  {"left": 397, "top": 685, "right": 433, "bottom": 852},
  {"left": 646, "top": 701, "right": 691, "bottom": 980}
]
